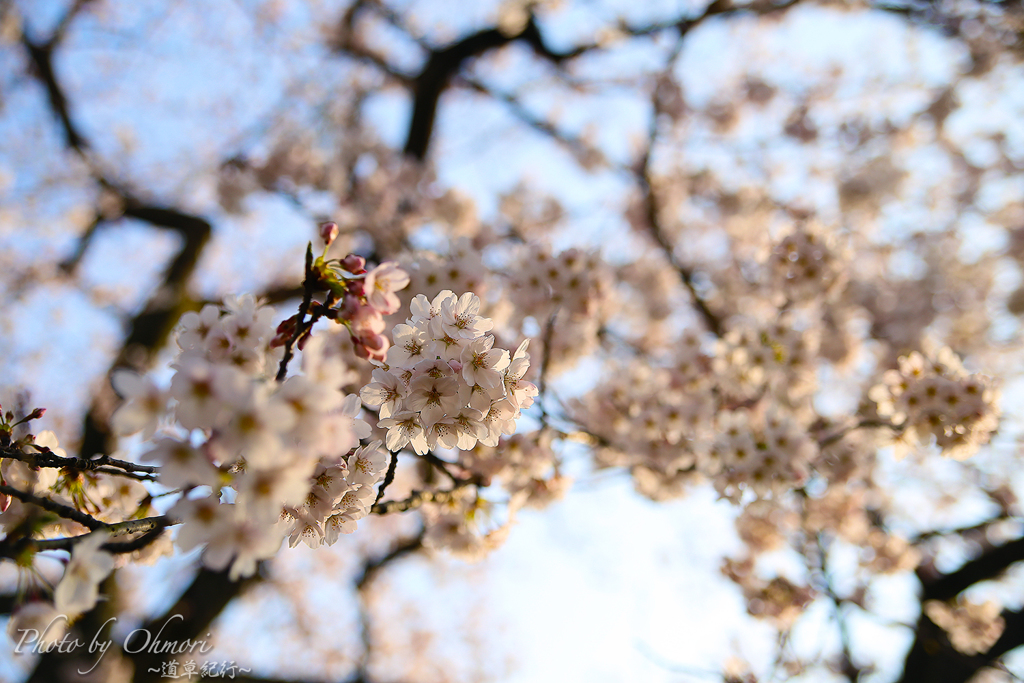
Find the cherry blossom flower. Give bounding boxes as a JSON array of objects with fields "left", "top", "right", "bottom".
[
  {"left": 460, "top": 335, "right": 510, "bottom": 389},
  {"left": 110, "top": 370, "right": 167, "bottom": 439},
  {"left": 54, "top": 531, "right": 115, "bottom": 619},
  {"left": 363, "top": 261, "right": 410, "bottom": 314},
  {"left": 379, "top": 410, "right": 429, "bottom": 454},
  {"left": 439, "top": 292, "right": 492, "bottom": 339},
  {"left": 359, "top": 368, "right": 409, "bottom": 418}
]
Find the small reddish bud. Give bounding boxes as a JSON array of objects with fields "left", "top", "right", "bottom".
[
  {"left": 340, "top": 254, "right": 366, "bottom": 274},
  {"left": 339, "top": 293, "right": 361, "bottom": 320},
  {"left": 270, "top": 316, "right": 298, "bottom": 348},
  {"left": 360, "top": 332, "right": 387, "bottom": 352},
  {"left": 347, "top": 279, "right": 365, "bottom": 297},
  {"left": 319, "top": 221, "right": 339, "bottom": 246},
  {"left": 276, "top": 315, "right": 297, "bottom": 334},
  {"left": 26, "top": 408, "right": 45, "bottom": 421},
  {"left": 352, "top": 336, "right": 370, "bottom": 359}
]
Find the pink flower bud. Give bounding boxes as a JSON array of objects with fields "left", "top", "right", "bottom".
[
  {"left": 340, "top": 293, "right": 361, "bottom": 319},
  {"left": 360, "top": 332, "right": 387, "bottom": 352},
  {"left": 367, "top": 337, "right": 390, "bottom": 361},
  {"left": 340, "top": 254, "right": 366, "bottom": 274},
  {"left": 352, "top": 336, "right": 370, "bottom": 359},
  {"left": 319, "top": 222, "right": 339, "bottom": 246},
  {"left": 352, "top": 332, "right": 390, "bottom": 361},
  {"left": 276, "top": 315, "right": 297, "bottom": 334},
  {"left": 270, "top": 316, "right": 298, "bottom": 347},
  {"left": 348, "top": 305, "right": 386, "bottom": 335}
]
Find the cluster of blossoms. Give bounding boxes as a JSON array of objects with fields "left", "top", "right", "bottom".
[
  {"left": 420, "top": 488, "right": 512, "bottom": 562},
  {"left": 766, "top": 223, "right": 848, "bottom": 303},
  {"left": 721, "top": 557, "right": 816, "bottom": 629},
  {"left": 575, "top": 356, "right": 714, "bottom": 498},
  {"left": 403, "top": 238, "right": 490, "bottom": 306},
  {"left": 113, "top": 293, "right": 387, "bottom": 579},
  {"left": 507, "top": 245, "right": 616, "bottom": 372},
  {"left": 924, "top": 598, "right": 1006, "bottom": 655},
  {"left": 708, "top": 409, "right": 816, "bottom": 503},
  {"left": 869, "top": 345, "right": 1000, "bottom": 459},
  {"left": 459, "top": 432, "right": 569, "bottom": 510},
  {"left": 509, "top": 246, "right": 610, "bottom": 319},
  {"left": 573, "top": 325, "right": 819, "bottom": 503},
  {"left": 713, "top": 315, "right": 819, "bottom": 404},
  {"left": 360, "top": 289, "right": 537, "bottom": 455}
]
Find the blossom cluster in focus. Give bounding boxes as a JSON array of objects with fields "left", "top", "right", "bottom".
[{"left": 360, "top": 290, "right": 538, "bottom": 454}]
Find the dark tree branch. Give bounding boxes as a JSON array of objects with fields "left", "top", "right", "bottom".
[
  {"left": 536, "top": 309, "right": 558, "bottom": 431},
  {"left": 15, "top": 17, "right": 261, "bottom": 683},
  {"left": 919, "top": 535, "right": 1024, "bottom": 602},
  {"left": 374, "top": 449, "right": 400, "bottom": 504},
  {"left": 3, "top": 444, "right": 158, "bottom": 478},
  {"left": 355, "top": 531, "right": 425, "bottom": 591},
  {"left": 816, "top": 534, "right": 862, "bottom": 682},
  {"left": 19, "top": 0, "right": 216, "bottom": 461},
  {"left": 351, "top": 530, "right": 425, "bottom": 683},
  {"left": 76, "top": 202, "right": 212, "bottom": 460},
  {"left": 419, "top": 450, "right": 461, "bottom": 483},
  {"left": 21, "top": 35, "right": 88, "bottom": 153},
  {"left": 909, "top": 513, "right": 1015, "bottom": 545},
  {"left": 124, "top": 567, "right": 262, "bottom": 683},
  {"left": 0, "top": 483, "right": 103, "bottom": 531},
  {"left": 402, "top": 13, "right": 581, "bottom": 160},
  {"left": 49, "top": 0, "right": 97, "bottom": 47},
  {"left": 29, "top": 516, "right": 173, "bottom": 553},
  {"left": 897, "top": 608, "right": 1024, "bottom": 683},
  {"left": 21, "top": 565, "right": 260, "bottom": 683},
  {"left": 58, "top": 214, "right": 101, "bottom": 274},
  {"left": 0, "top": 513, "right": 174, "bottom": 562},
  {"left": 636, "top": 34, "right": 725, "bottom": 337},
  {"left": 276, "top": 243, "right": 316, "bottom": 382},
  {"left": 897, "top": 534, "right": 1024, "bottom": 682},
  {"left": 460, "top": 76, "right": 605, "bottom": 171}
]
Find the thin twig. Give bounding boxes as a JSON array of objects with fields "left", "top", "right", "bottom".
[
  {"left": 276, "top": 243, "right": 316, "bottom": 382},
  {"left": 31, "top": 516, "right": 174, "bottom": 553},
  {"left": 537, "top": 309, "right": 558, "bottom": 431},
  {"left": 0, "top": 484, "right": 103, "bottom": 530},
  {"left": 374, "top": 450, "right": 400, "bottom": 504},
  {"left": 817, "top": 419, "right": 902, "bottom": 449},
  {"left": 2, "top": 445, "right": 158, "bottom": 481},
  {"left": 816, "top": 533, "right": 862, "bottom": 682},
  {"left": 371, "top": 486, "right": 472, "bottom": 515},
  {"left": 419, "top": 450, "right": 461, "bottom": 483}
]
